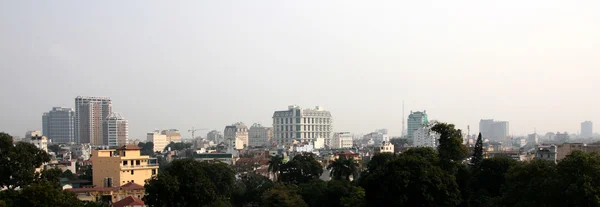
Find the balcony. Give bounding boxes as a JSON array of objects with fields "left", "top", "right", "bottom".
[{"left": 121, "top": 163, "right": 159, "bottom": 169}]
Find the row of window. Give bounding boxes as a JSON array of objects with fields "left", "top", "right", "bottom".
[
  {"left": 274, "top": 117, "right": 331, "bottom": 125},
  {"left": 277, "top": 132, "right": 330, "bottom": 139},
  {"left": 275, "top": 125, "right": 331, "bottom": 132}
]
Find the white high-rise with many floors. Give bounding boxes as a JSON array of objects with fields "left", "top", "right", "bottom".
[
  {"left": 414, "top": 127, "right": 439, "bottom": 148},
  {"left": 332, "top": 132, "right": 353, "bottom": 149},
  {"left": 104, "top": 112, "right": 128, "bottom": 147},
  {"left": 75, "top": 96, "right": 112, "bottom": 145},
  {"left": 272, "top": 105, "right": 333, "bottom": 146}
]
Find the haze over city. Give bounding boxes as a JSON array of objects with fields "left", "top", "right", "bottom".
[{"left": 2, "top": 1, "right": 599, "bottom": 139}]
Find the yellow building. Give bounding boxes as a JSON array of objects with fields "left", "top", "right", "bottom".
[
  {"left": 67, "top": 182, "right": 145, "bottom": 203},
  {"left": 91, "top": 145, "right": 158, "bottom": 187}
]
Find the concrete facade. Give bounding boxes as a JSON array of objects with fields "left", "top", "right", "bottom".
[
  {"left": 407, "top": 111, "right": 428, "bottom": 141},
  {"left": 582, "top": 121, "right": 593, "bottom": 138},
  {"left": 332, "top": 132, "right": 353, "bottom": 149},
  {"left": 272, "top": 105, "right": 333, "bottom": 146},
  {"left": 75, "top": 96, "right": 112, "bottom": 145},
  {"left": 248, "top": 123, "right": 273, "bottom": 147},
  {"left": 42, "top": 107, "right": 75, "bottom": 144},
  {"left": 161, "top": 129, "right": 181, "bottom": 143},
  {"left": 91, "top": 145, "right": 158, "bottom": 187},
  {"left": 224, "top": 122, "right": 249, "bottom": 150},
  {"left": 479, "top": 119, "right": 509, "bottom": 141},
  {"left": 414, "top": 127, "right": 439, "bottom": 148},
  {"left": 147, "top": 131, "right": 168, "bottom": 153},
  {"left": 104, "top": 113, "right": 128, "bottom": 147}
]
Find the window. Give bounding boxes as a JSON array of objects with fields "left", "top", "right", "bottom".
[
  {"left": 152, "top": 169, "right": 157, "bottom": 175},
  {"left": 131, "top": 170, "right": 134, "bottom": 175},
  {"left": 123, "top": 161, "right": 127, "bottom": 166},
  {"left": 136, "top": 160, "right": 140, "bottom": 165}
]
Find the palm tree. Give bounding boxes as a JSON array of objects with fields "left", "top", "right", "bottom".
[
  {"left": 268, "top": 155, "right": 283, "bottom": 181},
  {"left": 327, "top": 156, "right": 359, "bottom": 181}
]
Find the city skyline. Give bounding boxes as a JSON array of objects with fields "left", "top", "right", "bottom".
[{"left": 1, "top": 1, "right": 599, "bottom": 139}]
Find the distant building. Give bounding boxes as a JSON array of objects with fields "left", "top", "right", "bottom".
[
  {"left": 535, "top": 145, "right": 557, "bottom": 163},
  {"left": 413, "top": 127, "right": 439, "bottom": 148},
  {"left": 224, "top": 122, "right": 249, "bottom": 150},
  {"left": 24, "top": 130, "right": 42, "bottom": 142},
  {"left": 556, "top": 143, "right": 586, "bottom": 161},
  {"left": 272, "top": 105, "right": 333, "bottom": 146},
  {"left": 527, "top": 133, "right": 539, "bottom": 146},
  {"left": 555, "top": 132, "right": 570, "bottom": 143},
  {"left": 582, "top": 121, "right": 593, "bottom": 138},
  {"left": 207, "top": 130, "right": 224, "bottom": 144},
  {"left": 374, "top": 141, "right": 394, "bottom": 154},
  {"left": 104, "top": 113, "right": 128, "bottom": 147},
  {"left": 42, "top": 107, "right": 75, "bottom": 144},
  {"left": 331, "top": 132, "right": 353, "bottom": 149},
  {"left": 68, "top": 182, "right": 145, "bottom": 204},
  {"left": 147, "top": 131, "right": 168, "bottom": 152},
  {"left": 479, "top": 119, "right": 509, "bottom": 141},
  {"left": 30, "top": 135, "right": 48, "bottom": 152},
  {"left": 161, "top": 129, "right": 181, "bottom": 143},
  {"left": 75, "top": 96, "right": 112, "bottom": 145},
  {"left": 407, "top": 111, "right": 428, "bottom": 141},
  {"left": 91, "top": 145, "right": 158, "bottom": 188},
  {"left": 248, "top": 123, "right": 273, "bottom": 147},
  {"left": 363, "top": 132, "right": 389, "bottom": 146}
]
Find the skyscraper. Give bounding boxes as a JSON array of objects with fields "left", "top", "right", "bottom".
[
  {"left": 479, "top": 119, "right": 509, "bottom": 141},
  {"left": 272, "top": 105, "right": 333, "bottom": 146},
  {"left": 407, "top": 111, "right": 428, "bottom": 141},
  {"left": 582, "top": 121, "right": 593, "bottom": 138},
  {"left": 104, "top": 112, "right": 128, "bottom": 147},
  {"left": 75, "top": 96, "right": 112, "bottom": 145},
  {"left": 42, "top": 107, "right": 75, "bottom": 144}
]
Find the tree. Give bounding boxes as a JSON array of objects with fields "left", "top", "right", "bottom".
[
  {"left": 297, "top": 180, "right": 328, "bottom": 207},
  {"left": 144, "top": 158, "right": 236, "bottom": 207},
  {"left": 555, "top": 150, "right": 600, "bottom": 206},
  {"left": 231, "top": 173, "right": 274, "bottom": 206},
  {"left": 138, "top": 142, "right": 155, "bottom": 156},
  {"left": 470, "top": 156, "right": 519, "bottom": 206},
  {"left": 37, "top": 168, "right": 63, "bottom": 188},
  {"left": 499, "top": 159, "right": 559, "bottom": 207},
  {"left": 78, "top": 165, "right": 93, "bottom": 181},
  {"left": 471, "top": 133, "right": 484, "bottom": 166},
  {"left": 365, "top": 152, "right": 395, "bottom": 173},
  {"left": 0, "top": 133, "right": 50, "bottom": 189},
  {"left": 327, "top": 156, "right": 359, "bottom": 181},
  {"left": 262, "top": 184, "right": 308, "bottom": 207},
  {"left": 268, "top": 155, "right": 283, "bottom": 181},
  {"left": 47, "top": 144, "right": 62, "bottom": 154},
  {"left": 389, "top": 138, "right": 411, "bottom": 147},
  {"left": 61, "top": 169, "right": 76, "bottom": 180},
  {"left": 361, "top": 148, "right": 461, "bottom": 206},
  {"left": 17, "top": 181, "right": 83, "bottom": 207},
  {"left": 279, "top": 153, "right": 323, "bottom": 185},
  {"left": 164, "top": 142, "right": 193, "bottom": 151},
  {"left": 431, "top": 123, "right": 468, "bottom": 164}
]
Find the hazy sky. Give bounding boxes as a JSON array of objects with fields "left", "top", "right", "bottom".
[{"left": 1, "top": 1, "right": 599, "bottom": 140}]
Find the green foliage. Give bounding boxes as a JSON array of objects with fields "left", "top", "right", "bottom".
[
  {"left": 164, "top": 142, "right": 193, "bottom": 151},
  {"left": 0, "top": 181, "right": 83, "bottom": 207},
  {"left": 144, "top": 158, "right": 236, "bottom": 207},
  {"left": 499, "top": 159, "right": 559, "bottom": 207},
  {"left": 268, "top": 155, "right": 283, "bottom": 181},
  {"left": 61, "top": 169, "right": 76, "bottom": 180},
  {"left": 279, "top": 153, "right": 323, "bottom": 185},
  {"left": 365, "top": 152, "right": 395, "bottom": 173},
  {"left": 472, "top": 133, "right": 484, "bottom": 166},
  {"left": 361, "top": 148, "right": 461, "bottom": 206},
  {"left": 47, "top": 144, "right": 62, "bottom": 154},
  {"left": 0, "top": 132, "right": 50, "bottom": 189},
  {"left": 431, "top": 123, "right": 468, "bottom": 162},
  {"left": 262, "top": 184, "right": 308, "bottom": 207},
  {"left": 37, "top": 168, "right": 63, "bottom": 188},
  {"left": 389, "top": 138, "right": 411, "bottom": 147},
  {"left": 326, "top": 156, "right": 359, "bottom": 181},
  {"left": 556, "top": 150, "right": 600, "bottom": 206},
  {"left": 78, "top": 165, "right": 93, "bottom": 181},
  {"left": 471, "top": 157, "right": 519, "bottom": 198},
  {"left": 138, "top": 142, "right": 155, "bottom": 155},
  {"left": 231, "top": 173, "right": 274, "bottom": 206}
]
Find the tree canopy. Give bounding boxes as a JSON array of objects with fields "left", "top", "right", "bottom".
[
  {"left": 163, "top": 142, "right": 193, "bottom": 151},
  {"left": 279, "top": 153, "right": 323, "bottom": 185},
  {"left": 0, "top": 132, "right": 50, "bottom": 190}
]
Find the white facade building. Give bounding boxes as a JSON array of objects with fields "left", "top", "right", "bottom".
[
  {"left": 248, "top": 123, "right": 273, "bottom": 147},
  {"left": 104, "top": 113, "right": 128, "bottom": 147},
  {"left": 224, "top": 122, "right": 249, "bottom": 150},
  {"left": 332, "top": 132, "right": 353, "bottom": 149},
  {"left": 30, "top": 135, "right": 48, "bottom": 152},
  {"left": 374, "top": 141, "right": 394, "bottom": 154},
  {"left": 413, "top": 127, "right": 439, "bottom": 148},
  {"left": 24, "top": 130, "right": 42, "bottom": 142},
  {"left": 363, "top": 132, "right": 389, "bottom": 146},
  {"left": 147, "top": 131, "right": 168, "bottom": 153},
  {"left": 272, "top": 105, "right": 333, "bottom": 146}
]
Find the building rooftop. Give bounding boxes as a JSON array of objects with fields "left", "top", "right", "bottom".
[
  {"left": 66, "top": 182, "right": 144, "bottom": 193},
  {"left": 119, "top": 145, "right": 141, "bottom": 150},
  {"left": 112, "top": 196, "right": 145, "bottom": 207}
]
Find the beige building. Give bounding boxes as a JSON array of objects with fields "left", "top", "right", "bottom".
[
  {"left": 161, "top": 129, "right": 181, "bottom": 143},
  {"left": 147, "top": 131, "right": 168, "bottom": 153},
  {"left": 75, "top": 96, "right": 112, "bottom": 145},
  {"left": 332, "top": 132, "right": 353, "bottom": 149},
  {"left": 374, "top": 141, "right": 394, "bottom": 154},
  {"left": 273, "top": 105, "right": 333, "bottom": 146},
  {"left": 91, "top": 145, "right": 159, "bottom": 188},
  {"left": 67, "top": 182, "right": 145, "bottom": 203},
  {"left": 30, "top": 135, "right": 48, "bottom": 152},
  {"left": 104, "top": 113, "right": 128, "bottom": 147},
  {"left": 225, "top": 122, "right": 248, "bottom": 150},
  {"left": 248, "top": 123, "right": 273, "bottom": 147}
]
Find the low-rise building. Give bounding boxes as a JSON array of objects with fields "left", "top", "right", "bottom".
[
  {"left": 91, "top": 145, "right": 159, "bottom": 188},
  {"left": 248, "top": 124, "right": 273, "bottom": 147},
  {"left": 374, "top": 141, "right": 394, "bottom": 154},
  {"left": 535, "top": 145, "right": 557, "bottom": 163},
  {"left": 161, "top": 129, "right": 181, "bottom": 143},
  {"left": 147, "top": 131, "right": 168, "bottom": 153},
  {"left": 30, "top": 135, "right": 49, "bottom": 152},
  {"left": 331, "top": 132, "right": 353, "bottom": 149},
  {"left": 363, "top": 132, "right": 389, "bottom": 146},
  {"left": 192, "top": 153, "right": 234, "bottom": 165},
  {"left": 67, "top": 182, "right": 145, "bottom": 203}
]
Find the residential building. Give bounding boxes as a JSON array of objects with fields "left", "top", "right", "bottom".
[
  {"left": 224, "top": 122, "right": 249, "bottom": 150},
  {"left": 147, "top": 131, "right": 168, "bottom": 152},
  {"left": 413, "top": 127, "right": 439, "bottom": 148},
  {"left": 479, "top": 119, "right": 510, "bottom": 141},
  {"left": 161, "top": 129, "right": 181, "bottom": 143},
  {"left": 207, "top": 130, "right": 224, "bottom": 144},
  {"left": 75, "top": 96, "right": 112, "bottom": 145},
  {"left": 582, "top": 121, "right": 593, "bottom": 138},
  {"left": 30, "top": 135, "right": 48, "bottom": 152},
  {"left": 363, "top": 132, "right": 389, "bottom": 146},
  {"left": 42, "top": 107, "right": 75, "bottom": 144},
  {"left": 556, "top": 143, "right": 586, "bottom": 161},
  {"left": 527, "top": 133, "right": 539, "bottom": 146},
  {"left": 374, "top": 141, "right": 394, "bottom": 154},
  {"left": 535, "top": 145, "right": 557, "bottom": 163},
  {"left": 192, "top": 153, "right": 234, "bottom": 165},
  {"left": 248, "top": 123, "right": 273, "bottom": 147},
  {"left": 293, "top": 142, "right": 314, "bottom": 153},
  {"left": 91, "top": 145, "right": 158, "bottom": 188},
  {"left": 331, "top": 132, "right": 353, "bottom": 149},
  {"left": 67, "top": 182, "right": 145, "bottom": 203},
  {"left": 272, "top": 105, "right": 333, "bottom": 146},
  {"left": 555, "top": 132, "right": 570, "bottom": 143},
  {"left": 104, "top": 113, "right": 128, "bottom": 147},
  {"left": 23, "top": 130, "right": 42, "bottom": 143},
  {"left": 407, "top": 111, "right": 428, "bottom": 141}
]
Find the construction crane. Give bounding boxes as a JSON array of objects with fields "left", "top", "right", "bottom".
[{"left": 188, "top": 127, "right": 209, "bottom": 140}]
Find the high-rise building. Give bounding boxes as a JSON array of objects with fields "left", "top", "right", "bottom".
[
  {"left": 555, "top": 132, "right": 570, "bottom": 143},
  {"left": 582, "top": 121, "right": 593, "bottom": 138},
  {"left": 407, "top": 111, "right": 428, "bottom": 141},
  {"left": 248, "top": 123, "right": 273, "bottom": 147},
  {"left": 147, "top": 131, "right": 168, "bottom": 152},
  {"left": 479, "top": 119, "right": 509, "bottom": 141},
  {"left": 207, "top": 130, "right": 224, "bottom": 144},
  {"left": 414, "top": 127, "right": 439, "bottom": 148},
  {"left": 104, "top": 113, "right": 128, "bottom": 147},
  {"left": 161, "top": 129, "right": 181, "bottom": 143},
  {"left": 527, "top": 133, "right": 539, "bottom": 146},
  {"left": 42, "top": 107, "right": 75, "bottom": 144},
  {"left": 332, "top": 132, "right": 353, "bottom": 149},
  {"left": 224, "top": 122, "right": 249, "bottom": 150},
  {"left": 272, "top": 105, "right": 333, "bottom": 146},
  {"left": 75, "top": 96, "right": 112, "bottom": 145}
]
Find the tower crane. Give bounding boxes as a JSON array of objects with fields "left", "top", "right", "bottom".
[{"left": 188, "top": 127, "right": 209, "bottom": 150}]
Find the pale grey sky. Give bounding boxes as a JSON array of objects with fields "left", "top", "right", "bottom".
[{"left": 1, "top": 1, "right": 599, "bottom": 140}]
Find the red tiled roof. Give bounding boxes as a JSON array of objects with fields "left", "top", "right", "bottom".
[
  {"left": 119, "top": 145, "right": 141, "bottom": 150},
  {"left": 66, "top": 182, "right": 144, "bottom": 193},
  {"left": 112, "top": 196, "right": 145, "bottom": 207}
]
